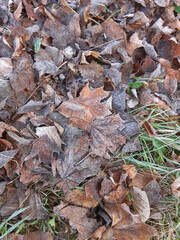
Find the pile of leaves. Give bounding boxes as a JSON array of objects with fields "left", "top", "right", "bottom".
[{"left": 0, "top": 0, "right": 180, "bottom": 239}]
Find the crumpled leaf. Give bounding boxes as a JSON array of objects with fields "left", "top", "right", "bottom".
[
  {"left": 54, "top": 204, "right": 97, "bottom": 240},
  {"left": 171, "top": 176, "right": 180, "bottom": 199},
  {"left": 132, "top": 187, "right": 150, "bottom": 222},
  {"left": 58, "top": 84, "right": 110, "bottom": 131},
  {"left": 90, "top": 114, "right": 126, "bottom": 159},
  {"left": 104, "top": 202, "right": 157, "bottom": 239}
]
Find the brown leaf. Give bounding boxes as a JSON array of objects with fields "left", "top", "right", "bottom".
[
  {"left": 104, "top": 202, "right": 157, "bottom": 239},
  {"left": 171, "top": 176, "right": 180, "bottom": 199},
  {"left": 85, "top": 177, "right": 102, "bottom": 204},
  {"left": 143, "top": 180, "right": 161, "bottom": 208},
  {"left": 14, "top": 1, "right": 23, "bottom": 21},
  {"left": 126, "top": 33, "right": 143, "bottom": 56},
  {"left": 131, "top": 170, "right": 161, "bottom": 189},
  {"left": 164, "top": 68, "right": 179, "bottom": 95},
  {"left": 0, "top": 187, "right": 19, "bottom": 217},
  {"left": 109, "top": 185, "right": 129, "bottom": 204},
  {"left": 18, "top": 188, "right": 48, "bottom": 220},
  {"left": 91, "top": 226, "right": 106, "bottom": 240},
  {"left": 26, "top": 135, "right": 60, "bottom": 165},
  {"left": 78, "top": 61, "right": 105, "bottom": 88},
  {"left": 113, "top": 223, "right": 157, "bottom": 240},
  {"left": 54, "top": 204, "right": 97, "bottom": 240},
  {"left": 139, "top": 88, "right": 170, "bottom": 109},
  {"left": 122, "top": 165, "right": 137, "bottom": 179},
  {"left": 101, "top": 18, "right": 126, "bottom": 46},
  {"left": 58, "top": 84, "right": 110, "bottom": 131},
  {"left": 5, "top": 231, "right": 53, "bottom": 240},
  {"left": 157, "top": 37, "right": 180, "bottom": 60},
  {"left": 10, "top": 52, "right": 35, "bottom": 92},
  {"left": 0, "top": 149, "right": 18, "bottom": 168},
  {"left": 154, "top": 0, "right": 169, "bottom": 7},
  {"left": 56, "top": 129, "right": 102, "bottom": 191},
  {"left": 132, "top": 187, "right": 150, "bottom": 222},
  {"left": 65, "top": 189, "right": 97, "bottom": 208},
  {"left": 22, "top": 0, "right": 39, "bottom": 20},
  {"left": 0, "top": 58, "right": 12, "bottom": 77},
  {"left": 143, "top": 121, "right": 157, "bottom": 137},
  {"left": 90, "top": 114, "right": 126, "bottom": 159}
]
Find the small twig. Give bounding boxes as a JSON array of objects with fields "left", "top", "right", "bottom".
[
  {"left": 24, "top": 75, "right": 50, "bottom": 104},
  {"left": 75, "top": 152, "right": 91, "bottom": 166},
  {"left": 89, "top": 37, "right": 123, "bottom": 50}
]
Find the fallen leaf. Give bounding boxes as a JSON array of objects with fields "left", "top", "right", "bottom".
[
  {"left": 104, "top": 202, "right": 157, "bottom": 239},
  {"left": 157, "top": 37, "right": 180, "bottom": 59},
  {"left": 143, "top": 180, "right": 161, "bottom": 208},
  {"left": 0, "top": 149, "right": 19, "bottom": 168},
  {"left": 78, "top": 61, "right": 105, "bottom": 88},
  {"left": 122, "top": 165, "right": 137, "bottom": 179},
  {"left": 164, "top": 68, "right": 179, "bottom": 95},
  {"left": 54, "top": 204, "right": 97, "bottom": 240},
  {"left": 85, "top": 177, "right": 102, "bottom": 204},
  {"left": 171, "top": 176, "right": 180, "bottom": 199},
  {"left": 143, "top": 121, "right": 157, "bottom": 137},
  {"left": 0, "top": 187, "right": 19, "bottom": 217},
  {"left": 131, "top": 170, "right": 161, "bottom": 189},
  {"left": 132, "top": 187, "right": 150, "bottom": 222},
  {"left": 10, "top": 52, "right": 35, "bottom": 92},
  {"left": 90, "top": 226, "right": 106, "bottom": 240},
  {"left": 0, "top": 58, "right": 12, "bottom": 77},
  {"left": 58, "top": 84, "right": 110, "bottom": 131},
  {"left": 154, "top": 0, "right": 170, "bottom": 7},
  {"left": 90, "top": 114, "right": 126, "bottom": 159},
  {"left": 65, "top": 189, "right": 97, "bottom": 208},
  {"left": 101, "top": 18, "right": 126, "bottom": 46},
  {"left": 36, "top": 126, "right": 62, "bottom": 148},
  {"left": 5, "top": 231, "right": 53, "bottom": 240}
]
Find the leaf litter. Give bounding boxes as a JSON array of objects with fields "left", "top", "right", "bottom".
[{"left": 0, "top": 0, "right": 180, "bottom": 239}]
